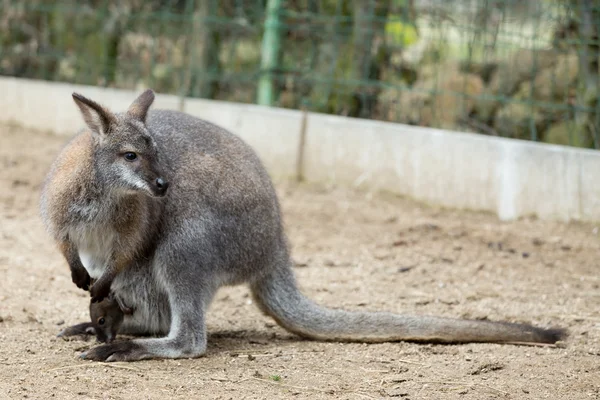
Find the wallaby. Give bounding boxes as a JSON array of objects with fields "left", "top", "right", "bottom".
[
  {"left": 57, "top": 292, "right": 133, "bottom": 343},
  {"left": 43, "top": 90, "right": 566, "bottom": 362},
  {"left": 40, "top": 90, "right": 168, "bottom": 304},
  {"left": 89, "top": 292, "right": 134, "bottom": 343}
]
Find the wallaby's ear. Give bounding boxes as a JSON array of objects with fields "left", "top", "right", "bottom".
[
  {"left": 127, "top": 89, "right": 155, "bottom": 123},
  {"left": 115, "top": 295, "right": 134, "bottom": 315},
  {"left": 72, "top": 93, "right": 116, "bottom": 136}
]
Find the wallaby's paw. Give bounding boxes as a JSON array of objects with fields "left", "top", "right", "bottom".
[
  {"left": 80, "top": 341, "right": 147, "bottom": 362},
  {"left": 71, "top": 266, "right": 91, "bottom": 291},
  {"left": 57, "top": 322, "right": 96, "bottom": 340},
  {"left": 90, "top": 278, "right": 112, "bottom": 303}
]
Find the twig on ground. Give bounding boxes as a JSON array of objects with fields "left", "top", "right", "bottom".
[
  {"left": 416, "top": 380, "right": 509, "bottom": 396},
  {"left": 46, "top": 362, "right": 141, "bottom": 372},
  {"left": 251, "top": 377, "right": 378, "bottom": 399},
  {"left": 503, "top": 341, "right": 561, "bottom": 348},
  {"left": 251, "top": 377, "right": 331, "bottom": 393},
  {"left": 359, "top": 367, "right": 390, "bottom": 373},
  {"left": 396, "top": 358, "right": 431, "bottom": 367}
]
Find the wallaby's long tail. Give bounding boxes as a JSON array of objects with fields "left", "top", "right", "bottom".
[{"left": 250, "top": 266, "right": 567, "bottom": 345}]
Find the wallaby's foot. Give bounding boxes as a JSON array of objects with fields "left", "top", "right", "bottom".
[
  {"left": 81, "top": 341, "right": 147, "bottom": 362},
  {"left": 71, "top": 265, "right": 91, "bottom": 291},
  {"left": 57, "top": 322, "right": 96, "bottom": 339},
  {"left": 90, "top": 274, "right": 113, "bottom": 303},
  {"left": 80, "top": 337, "right": 206, "bottom": 362}
]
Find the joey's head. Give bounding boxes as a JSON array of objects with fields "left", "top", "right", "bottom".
[
  {"left": 89, "top": 294, "right": 128, "bottom": 343},
  {"left": 72, "top": 89, "right": 169, "bottom": 198}
]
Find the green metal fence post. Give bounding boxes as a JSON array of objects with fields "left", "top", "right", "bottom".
[
  {"left": 179, "top": 0, "right": 197, "bottom": 111},
  {"left": 574, "top": 0, "right": 599, "bottom": 147},
  {"left": 195, "top": 0, "right": 221, "bottom": 99},
  {"left": 257, "top": 0, "right": 283, "bottom": 106}
]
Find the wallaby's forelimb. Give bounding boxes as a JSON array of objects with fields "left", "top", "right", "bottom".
[
  {"left": 57, "top": 322, "right": 97, "bottom": 338},
  {"left": 251, "top": 265, "right": 567, "bottom": 345},
  {"left": 90, "top": 253, "right": 133, "bottom": 303},
  {"left": 90, "top": 273, "right": 115, "bottom": 303},
  {"left": 59, "top": 240, "right": 90, "bottom": 291}
]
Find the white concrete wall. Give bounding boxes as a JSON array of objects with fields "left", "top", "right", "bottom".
[
  {"left": 0, "top": 77, "right": 301, "bottom": 180},
  {"left": 1, "top": 77, "right": 599, "bottom": 222},
  {"left": 303, "top": 113, "right": 600, "bottom": 221},
  {"left": 0, "top": 77, "right": 181, "bottom": 135}
]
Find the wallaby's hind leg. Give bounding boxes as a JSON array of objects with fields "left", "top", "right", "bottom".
[
  {"left": 82, "top": 252, "right": 217, "bottom": 362},
  {"left": 82, "top": 297, "right": 211, "bottom": 361},
  {"left": 82, "top": 334, "right": 203, "bottom": 362},
  {"left": 82, "top": 290, "right": 211, "bottom": 361}
]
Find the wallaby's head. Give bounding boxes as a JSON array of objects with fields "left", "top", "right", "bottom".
[
  {"left": 89, "top": 293, "right": 130, "bottom": 343},
  {"left": 72, "top": 89, "right": 169, "bottom": 198}
]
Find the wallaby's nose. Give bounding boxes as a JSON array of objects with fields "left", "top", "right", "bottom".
[{"left": 155, "top": 177, "right": 169, "bottom": 195}]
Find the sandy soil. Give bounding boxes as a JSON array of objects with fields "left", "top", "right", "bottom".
[{"left": 0, "top": 123, "right": 599, "bottom": 400}]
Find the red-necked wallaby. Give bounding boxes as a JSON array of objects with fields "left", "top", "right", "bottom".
[
  {"left": 57, "top": 292, "right": 133, "bottom": 343},
  {"left": 42, "top": 90, "right": 566, "bottom": 362},
  {"left": 40, "top": 90, "right": 168, "bottom": 303}
]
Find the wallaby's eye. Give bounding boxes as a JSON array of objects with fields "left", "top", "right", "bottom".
[
  {"left": 124, "top": 152, "right": 137, "bottom": 161},
  {"left": 98, "top": 317, "right": 106, "bottom": 326}
]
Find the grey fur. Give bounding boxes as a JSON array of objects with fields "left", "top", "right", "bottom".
[{"left": 42, "top": 91, "right": 567, "bottom": 362}]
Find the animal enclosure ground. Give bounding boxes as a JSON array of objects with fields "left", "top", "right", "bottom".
[{"left": 0, "top": 123, "right": 599, "bottom": 400}]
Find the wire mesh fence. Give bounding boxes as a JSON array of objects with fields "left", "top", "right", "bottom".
[{"left": 1, "top": 0, "right": 599, "bottom": 148}]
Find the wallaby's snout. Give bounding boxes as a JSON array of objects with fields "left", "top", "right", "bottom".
[
  {"left": 94, "top": 327, "right": 117, "bottom": 344},
  {"left": 153, "top": 177, "right": 169, "bottom": 197},
  {"left": 94, "top": 327, "right": 110, "bottom": 343}
]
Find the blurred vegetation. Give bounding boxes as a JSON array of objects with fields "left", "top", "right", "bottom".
[{"left": 1, "top": 0, "right": 599, "bottom": 149}]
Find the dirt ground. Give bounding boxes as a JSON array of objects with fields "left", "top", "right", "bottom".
[{"left": 0, "top": 123, "right": 599, "bottom": 400}]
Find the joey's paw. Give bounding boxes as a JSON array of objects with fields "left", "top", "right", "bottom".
[
  {"left": 80, "top": 341, "right": 147, "bottom": 362},
  {"left": 71, "top": 267, "right": 91, "bottom": 291},
  {"left": 90, "top": 279, "right": 112, "bottom": 303},
  {"left": 57, "top": 322, "right": 96, "bottom": 340}
]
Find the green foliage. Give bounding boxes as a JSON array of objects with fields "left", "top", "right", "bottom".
[
  {"left": 0, "top": 0, "right": 597, "bottom": 149},
  {"left": 385, "top": 17, "right": 418, "bottom": 47},
  {"left": 544, "top": 120, "right": 593, "bottom": 148}
]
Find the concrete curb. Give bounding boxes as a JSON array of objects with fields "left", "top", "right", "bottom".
[{"left": 1, "top": 76, "right": 598, "bottom": 222}]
